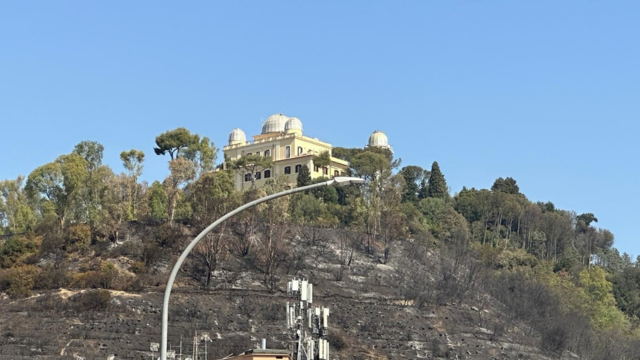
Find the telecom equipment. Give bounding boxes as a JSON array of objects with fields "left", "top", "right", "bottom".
[{"left": 286, "top": 278, "right": 330, "bottom": 360}]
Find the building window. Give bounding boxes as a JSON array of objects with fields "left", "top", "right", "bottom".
[
  {"left": 255, "top": 172, "right": 262, "bottom": 180},
  {"left": 323, "top": 167, "right": 328, "bottom": 175},
  {"left": 256, "top": 151, "right": 260, "bottom": 156},
  {"left": 295, "top": 164, "right": 301, "bottom": 173},
  {"left": 264, "top": 149, "right": 270, "bottom": 157},
  {"left": 314, "top": 165, "right": 319, "bottom": 172},
  {"left": 244, "top": 173, "right": 251, "bottom": 182},
  {"left": 246, "top": 152, "right": 252, "bottom": 156},
  {"left": 297, "top": 146, "right": 303, "bottom": 156},
  {"left": 264, "top": 169, "right": 271, "bottom": 178},
  {"left": 334, "top": 170, "right": 339, "bottom": 177},
  {"left": 284, "top": 166, "right": 291, "bottom": 174},
  {"left": 285, "top": 146, "right": 291, "bottom": 159}
]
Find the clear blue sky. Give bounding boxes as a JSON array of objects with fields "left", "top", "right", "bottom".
[{"left": 1, "top": 2, "right": 638, "bottom": 257}]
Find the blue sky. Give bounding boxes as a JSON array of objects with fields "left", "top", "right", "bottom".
[{"left": 1, "top": 2, "right": 638, "bottom": 257}]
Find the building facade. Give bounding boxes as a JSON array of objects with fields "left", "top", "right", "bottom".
[{"left": 223, "top": 113, "right": 391, "bottom": 191}]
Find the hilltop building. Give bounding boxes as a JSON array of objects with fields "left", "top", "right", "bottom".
[{"left": 223, "top": 113, "right": 390, "bottom": 191}]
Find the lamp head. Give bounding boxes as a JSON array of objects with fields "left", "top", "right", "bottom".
[{"left": 331, "top": 177, "right": 365, "bottom": 186}]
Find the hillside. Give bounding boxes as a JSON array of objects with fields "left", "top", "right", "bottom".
[
  {"left": 0, "top": 223, "right": 634, "bottom": 360},
  {"left": 2, "top": 135, "right": 640, "bottom": 360}
]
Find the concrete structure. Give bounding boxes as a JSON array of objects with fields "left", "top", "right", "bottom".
[
  {"left": 223, "top": 113, "right": 353, "bottom": 191},
  {"left": 217, "top": 349, "right": 291, "bottom": 360}
]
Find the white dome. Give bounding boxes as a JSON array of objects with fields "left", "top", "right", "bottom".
[
  {"left": 284, "top": 117, "right": 303, "bottom": 132},
  {"left": 228, "top": 128, "right": 246, "bottom": 144},
  {"left": 261, "top": 113, "right": 289, "bottom": 134},
  {"left": 368, "top": 130, "right": 389, "bottom": 148}
]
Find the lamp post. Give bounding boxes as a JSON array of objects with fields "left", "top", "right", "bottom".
[{"left": 160, "top": 176, "right": 364, "bottom": 360}]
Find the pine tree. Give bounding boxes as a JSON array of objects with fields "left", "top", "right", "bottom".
[
  {"left": 297, "top": 165, "right": 311, "bottom": 188},
  {"left": 427, "top": 161, "right": 448, "bottom": 199}
]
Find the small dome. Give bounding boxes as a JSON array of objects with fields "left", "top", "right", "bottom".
[
  {"left": 368, "top": 130, "right": 389, "bottom": 148},
  {"left": 284, "top": 117, "right": 303, "bottom": 132},
  {"left": 261, "top": 113, "right": 289, "bottom": 134},
  {"left": 228, "top": 128, "right": 246, "bottom": 144}
]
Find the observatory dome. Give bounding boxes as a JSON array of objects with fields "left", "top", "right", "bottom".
[
  {"left": 261, "top": 113, "right": 289, "bottom": 134},
  {"left": 228, "top": 128, "right": 247, "bottom": 145},
  {"left": 284, "top": 117, "right": 303, "bottom": 134},
  {"left": 368, "top": 130, "right": 390, "bottom": 148}
]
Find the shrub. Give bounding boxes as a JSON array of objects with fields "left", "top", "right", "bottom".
[
  {"left": 76, "top": 289, "right": 111, "bottom": 311},
  {"left": 33, "top": 266, "right": 70, "bottom": 290},
  {"left": 64, "top": 223, "right": 92, "bottom": 252}
]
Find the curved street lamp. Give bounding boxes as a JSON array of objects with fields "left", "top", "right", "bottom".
[{"left": 161, "top": 176, "right": 364, "bottom": 360}]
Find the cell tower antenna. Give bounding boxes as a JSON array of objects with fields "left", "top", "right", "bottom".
[{"left": 286, "top": 277, "right": 331, "bottom": 360}]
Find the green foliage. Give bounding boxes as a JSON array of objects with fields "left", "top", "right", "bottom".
[
  {"left": 0, "top": 176, "right": 36, "bottom": 233},
  {"left": 0, "top": 236, "right": 40, "bottom": 268},
  {"left": 0, "top": 265, "right": 38, "bottom": 298},
  {"left": 73, "top": 140, "right": 104, "bottom": 172},
  {"left": 310, "top": 177, "right": 338, "bottom": 204},
  {"left": 296, "top": 165, "right": 311, "bottom": 188},
  {"left": 330, "top": 147, "right": 363, "bottom": 162},
  {"left": 426, "top": 161, "right": 448, "bottom": 199},
  {"left": 312, "top": 151, "right": 331, "bottom": 168},
  {"left": 147, "top": 181, "right": 168, "bottom": 223},
  {"left": 578, "top": 267, "right": 629, "bottom": 330},
  {"left": 153, "top": 127, "right": 197, "bottom": 159},
  {"left": 399, "top": 165, "right": 428, "bottom": 204},
  {"left": 350, "top": 151, "right": 389, "bottom": 182},
  {"left": 182, "top": 135, "right": 219, "bottom": 174},
  {"left": 491, "top": 177, "right": 520, "bottom": 195},
  {"left": 64, "top": 223, "right": 92, "bottom": 252}
]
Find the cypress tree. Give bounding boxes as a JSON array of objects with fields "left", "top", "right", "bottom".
[
  {"left": 297, "top": 165, "right": 312, "bottom": 188},
  {"left": 427, "top": 161, "right": 448, "bottom": 199}
]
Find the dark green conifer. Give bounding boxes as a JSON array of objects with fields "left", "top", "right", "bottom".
[
  {"left": 297, "top": 165, "right": 311, "bottom": 188},
  {"left": 427, "top": 161, "right": 448, "bottom": 199}
]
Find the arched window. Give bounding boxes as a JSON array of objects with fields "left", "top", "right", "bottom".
[
  {"left": 323, "top": 167, "right": 328, "bottom": 175},
  {"left": 284, "top": 166, "right": 291, "bottom": 174},
  {"left": 295, "top": 164, "right": 302, "bottom": 173},
  {"left": 255, "top": 172, "right": 261, "bottom": 180},
  {"left": 314, "top": 165, "right": 319, "bottom": 172},
  {"left": 264, "top": 169, "right": 271, "bottom": 178},
  {"left": 334, "top": 170, "right": 339, "bottom": 177},
  {"left": 246, "top": 152, "right": 252, "bottom": 156},
  {"left": 285, "top": 146, "right": 291, "bottom": 159},
  {"left": 244, "top": 173, "right": 252, "bottom": 182},
  {"left": 264, "top": 149, "right": 271, "bottom": 157},
  {"left": 297, "top": 146, "right": 303, "bottom": 156}
]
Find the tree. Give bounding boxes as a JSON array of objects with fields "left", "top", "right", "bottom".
[
  {"left": 427, "top": 161, "right": 448, "bottom": 199},
  {"left": 147, "top": 181, "right": 168, "bottom": 223},
  {"left": 350, "top": 151, "right": 390, "bottom": 183},
  {"left": 182, "top": 135, "right": 218, "bottom": 175},
  {"left": 26, "top": 153, "right": 89, "bottom": 230},
  {"left": 312, "top": 151, "right": 331, "bottom": 168},
  {"left": 153, "top": 127, "right": 197, "bottom": 159},
  {"left": 228, "top": 154, "right": 273, "bottom": 188},
  {"left": 120, "top": 149, "right": 145, "bottom": 219},
  {"left": 296, "top": 165, "right": 311, "bottom": 188},
  {"left": 491, "top": 177, "right": 520, "bottom": 195},
  {"left": 73, "top": 140, "right": 104, "bottom": 173},
  {"left": 0, "top": 177, "right": 36, "bottom": 233},
  {"left": 164, "top": 158, "right": 196, "bottom": 223},
  {"left": 399, "top": 165, "right": 428, "bottom": 203}
]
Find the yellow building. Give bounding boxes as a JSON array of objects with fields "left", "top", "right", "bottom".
[{"left": 223, "top": 113, "right": 352, "bottom": 191}]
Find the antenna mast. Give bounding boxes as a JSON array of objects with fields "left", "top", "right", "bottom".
[{"left": 286, "top": 277, "right": 330, "bottom": 360}]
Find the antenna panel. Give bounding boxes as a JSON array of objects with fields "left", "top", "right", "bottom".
[
  {"left": 300, "top": 280, "right": 308, "bottom": 300},
  {"left": 308, "top": 283, "right": 313, "bottom": 303},
  {"left": 286, "top": 302, "right": 291, "bottom": 329},
  {"left": 291, "top": 279, "right": 299, "bottom": 292}
]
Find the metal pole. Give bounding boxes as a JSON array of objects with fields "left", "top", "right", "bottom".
[{"left": 160, "top": 177, "right": 363, "bottom": 360}]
